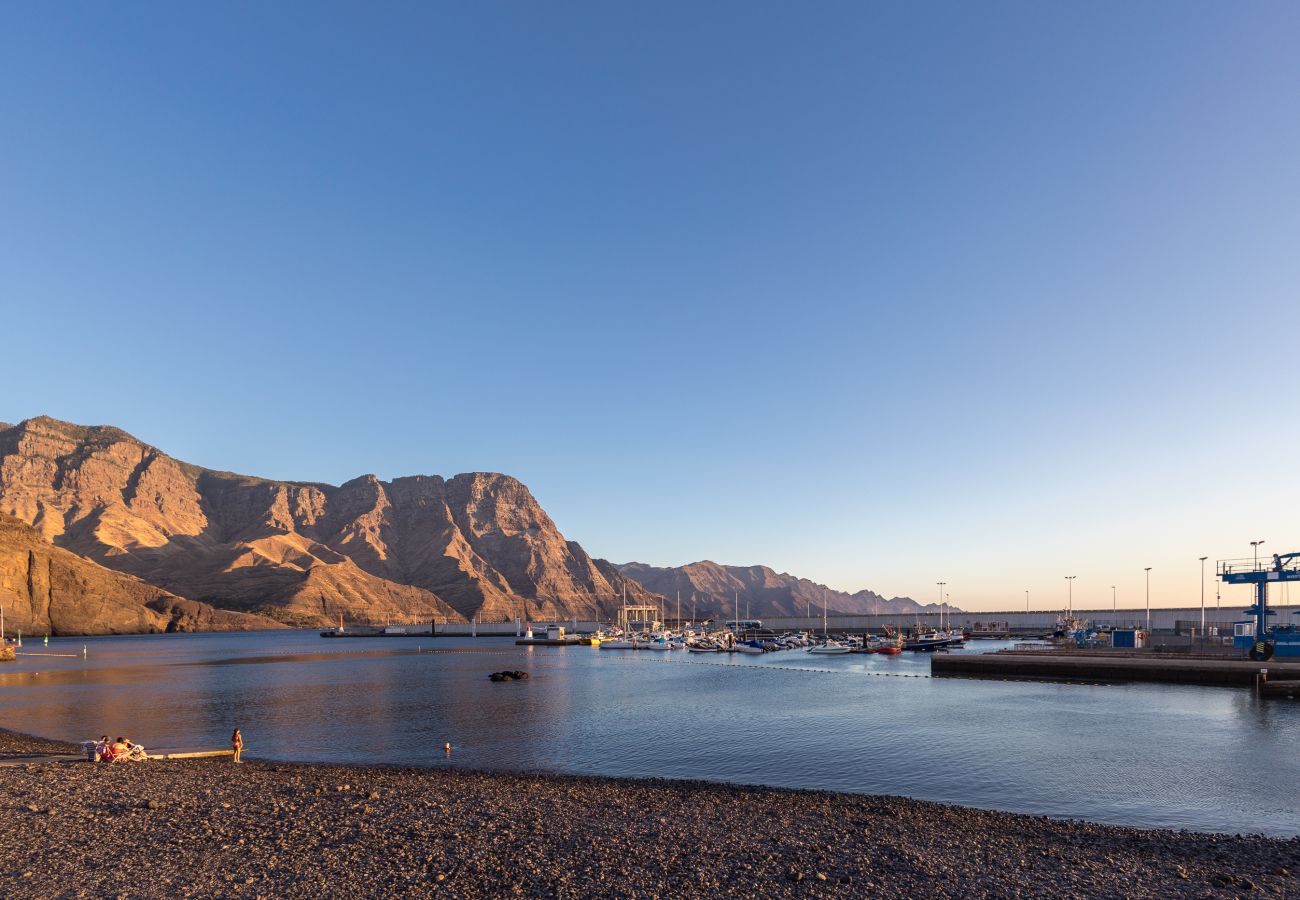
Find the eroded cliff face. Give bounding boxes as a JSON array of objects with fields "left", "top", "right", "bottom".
[
  {"left": 616, "top": 560, "right": 933, "bottom": 618},
  {"left": 0, "top": 515, "right": 280, "bottom": 635},
  {"left": 0, "top": 417, "right": 660, "bottom": 628}
]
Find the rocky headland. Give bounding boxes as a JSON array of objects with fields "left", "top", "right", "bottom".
[
  {"left": 0, "top": 514, "right": 279, "bottom": 635},
  {"left": 0, "top": 417, "right": 659, "bottom": 632},
  {"left": 0, "top": 729, "right": 1294, "bottom": 898}
]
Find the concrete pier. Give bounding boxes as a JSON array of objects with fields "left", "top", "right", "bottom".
[{"left": 931, "top": 651, "right": 1300, "bottom": 687}]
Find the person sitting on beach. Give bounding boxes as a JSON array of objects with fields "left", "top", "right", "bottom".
[
  {"left": 94, "top": 735, "right": 111, "bottom": 762},
  {"left": 109, "top": 737, "right": 131, "bottom": 762},
  {"left": 124, "top": 739, "right": 148, "bottom": 761}
]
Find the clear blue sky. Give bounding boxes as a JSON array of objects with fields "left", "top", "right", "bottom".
[{"left": 3, "top": 3, "right": 1299, "bottom": 611}]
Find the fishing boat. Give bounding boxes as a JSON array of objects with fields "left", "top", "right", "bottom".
[
  {"left": 599, "top": 639, "right": 637, "bottom": 650},
  {"left": 733, "top": 640, "right": 764, "bottom": 654},
  {"left": 903, "top": 630, "right": 960, "bottom": 652}
]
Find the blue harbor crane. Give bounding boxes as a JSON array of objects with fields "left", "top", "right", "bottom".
[{"left": 1218, "top": 551, "right": 1300, "bottom": 660}]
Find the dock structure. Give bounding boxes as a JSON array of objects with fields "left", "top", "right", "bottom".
[{"left": 931, "top": 651, "right": 1300, "bottom": 687}]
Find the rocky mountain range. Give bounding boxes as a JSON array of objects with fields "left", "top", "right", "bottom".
[
  {"left": 615, "top": 560, "right": 937, "bottom": 619},
  {"left": 0, "top": 416, "right": 934, "bottom": 635},
  {"left": 0, "top": 417, "right": 658, "bottom": 634}
]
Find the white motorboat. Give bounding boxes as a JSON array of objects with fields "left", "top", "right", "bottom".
[{"left": 808, "top": 641, "right": 852, "bottom": 655}]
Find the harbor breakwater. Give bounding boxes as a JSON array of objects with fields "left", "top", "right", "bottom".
[{"left": 931, "top": 652, "right": 1300, "bottom": 687}]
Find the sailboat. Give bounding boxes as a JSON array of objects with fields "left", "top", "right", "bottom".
[{"left": 807, "top": 595, "right": 851, "bottom": 653}]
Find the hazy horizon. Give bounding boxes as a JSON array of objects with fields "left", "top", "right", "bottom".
[{"left": 4, "top": 3, "right": 1299, "bottom": 612}]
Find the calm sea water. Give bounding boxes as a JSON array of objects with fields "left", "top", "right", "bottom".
[{"left": 2, "top": 630, "right": 1298, "bottom": 836}]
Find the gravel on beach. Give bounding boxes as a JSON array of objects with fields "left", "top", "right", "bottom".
[
  {"left": 0, "top": 730, "right": 1295, "bottom": 899},
  {"left": 0, "top": 729, "right": 80, "bottom": 759}
]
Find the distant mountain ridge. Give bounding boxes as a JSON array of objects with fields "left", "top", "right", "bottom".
[
  {"left": 0, "top": 416, "right": 658, "bottom": 632},
  {"left": 616, "top": 560, "right": 944, "bottom": 618}
]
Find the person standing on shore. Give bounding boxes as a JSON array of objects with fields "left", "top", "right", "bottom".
[{"left": 231, "top": 728, "right": 243, "bottom": 764}]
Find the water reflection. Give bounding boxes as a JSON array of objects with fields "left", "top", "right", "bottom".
[{"left": 0, "top": 632, "right": 1297, "bottom": 835}]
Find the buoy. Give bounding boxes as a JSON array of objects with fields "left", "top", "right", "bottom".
[
  {"left": 82, "top": 644, "right": 88, "bottom": 658},
  {"left": 443, "top": 742, "right": 451, "bottom": 753}
]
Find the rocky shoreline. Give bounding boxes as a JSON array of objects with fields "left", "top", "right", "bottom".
[{"left": 0, "top": 729, "right": 1295, "bottom": 898}]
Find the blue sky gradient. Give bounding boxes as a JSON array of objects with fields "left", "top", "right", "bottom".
[{"left": 3, "top": 3, "right": 1299, "bottom": 610}]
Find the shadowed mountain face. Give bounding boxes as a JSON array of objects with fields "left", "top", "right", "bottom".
[
  {"left": 0, "top": 514, "right": 280, "bottom": 635},
  {"left": 0, "top": 417, "right": 659, "bottom": 628},
  {"left": 616, "top": 560, "right": 943, "bottom": 619}
]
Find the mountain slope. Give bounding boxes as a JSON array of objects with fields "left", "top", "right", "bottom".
[
  {"left": 616, "top": 560, "right": 941, "bottom": 618},
  {"left": 0, "top": 514, "right": 280, "bottom": 635},
  {"left": 0, "top": 417, "right": 660, "bottom": 627}
]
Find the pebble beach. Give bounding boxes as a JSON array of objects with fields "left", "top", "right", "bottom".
[{"left": 1, "top": 728, "right": 1296, "bottom": 898}]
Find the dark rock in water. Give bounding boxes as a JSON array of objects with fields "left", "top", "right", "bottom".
[{"left": 489, "top": 671, "right": 530, "bottom": 682}]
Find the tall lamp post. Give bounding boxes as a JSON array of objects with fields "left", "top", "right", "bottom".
[
  {"left": 1198, "top": 556, "right": 1208, "bottom": 642},
  {"left": 1144, "top": 567, "right": 1152, "bottom": 634},
  {"left": 937, "top": 582, "right": 945, "bottom": 629},
  {"left": 1250, "top": 541, "right": 1265, "bottom": 636},
  {"left": 1025, "top": 590, "right": 1029, "bottom": 613},
  {"left": 1065, "top": 576, "right": 1076, "bottom": 615},
  {"left": 1111, "top": 585, "right": 1116, "bottom": 618}
]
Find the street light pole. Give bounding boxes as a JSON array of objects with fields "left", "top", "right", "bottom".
[
  {"left": 1111, "top": 585, "right": 1116, "bottom": 616},
  {"left": 937, "top": 582, "right": 945, "bottom": 630},
  {"left": 1198, "top": 556, "right": 1207, "bottom": 641},
  {"left": 1252, "top": 540, "right": 1265, "bottom": 569},
  {"left": 1025, "top": 590, "right": 1029, "bottom": 613},
  {"left": 1065, "top": 576, "right": 1076, "bottom": 615},
  {"left": 1144, "top": 567, "right": 1152, "bottom": 633}
]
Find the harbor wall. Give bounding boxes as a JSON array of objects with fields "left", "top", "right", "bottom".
[
  {"left": 434, "top": 621, "right": 602, "bottom": 636},
  {"left": 753, "top": 607, "right": 1264, "bottom": 634},
  {"left": 931, "top": 652, "right": 1300, "bottom": 687}
]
